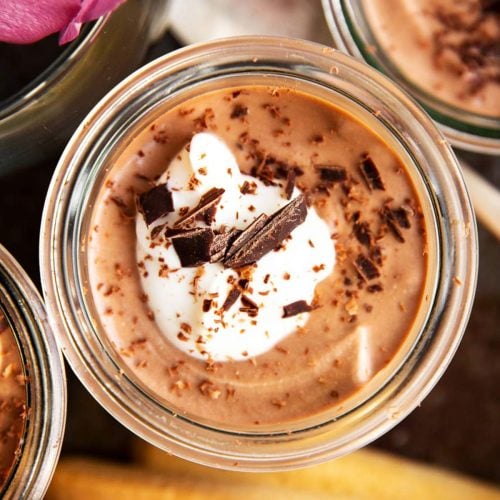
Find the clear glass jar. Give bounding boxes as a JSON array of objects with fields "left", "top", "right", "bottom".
[
  {"left": 322, "top": 0, "right": 500, "bottom": 155},
  {"left": 0, "top": 0, "right": 169, "bottom": 175},
  {"left": 40, "top": 36, "right": 477, "bottom": 471},
  {"left": 0, "top": 245, "right": 66, "bottom": 499}
]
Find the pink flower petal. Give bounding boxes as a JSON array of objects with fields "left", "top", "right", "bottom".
[
  {"left": 0, "top": 0, "right": 79, "bottom": 44},
  {"left": 0, "top": 0, "right": 126, "bottom": 45},
  {"left": 59, "top": 0, "right": 126, "bottom": 43}
]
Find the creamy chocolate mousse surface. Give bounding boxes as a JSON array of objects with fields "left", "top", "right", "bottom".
[
  {"left": 0, "top": 311, "right": 27, "bottom": 488},
  {"left": 87, "top": 85, "right": 428, "bottom": 426},
  {"left": 363, "top": 0, "right": 500, "bottom": 117}
]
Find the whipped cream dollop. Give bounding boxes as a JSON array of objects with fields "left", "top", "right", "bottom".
[{"left": 136, "top": 133, "right": 335, "bottom": 361}]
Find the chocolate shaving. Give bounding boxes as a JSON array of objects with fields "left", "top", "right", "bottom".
[
  {"left": 284, "top": 169, "right": 296, "bottom": 200},
  {"left": 353, "top": 219, "right": 373, "bottom": 247},
  {"left": 359, "top": 156, "right": 385, "bottom": 191},
  {"left": 283, "top": 300, "right": 312, "bottom": 318},
  {"left": 222, "top": 288, "right": 241, "bottom": 312},
  {"left": 354, "top": 255, "right": 380, "bottom": 281},
  {"left": 230, "top": 104, "right": 248, "bottom": 119},
  {"left": 238, "top": 279, "right": 249, "bottom": 290},
  {"left": 224, "top": 195, "right": 308, "bottom": 269},
  {"left": 240, "top": 181, "right": 257, "bottom": 195},
  {"left": 137, "top": 184, "right": 174, "bottom": 225},
  {"left": 174, "top": 187, "right": 225, "bottom": 227},
  {"left": 202, "top": 299, "right": 212, "bottom": 312},
  {"left": 391, "top": 207, "right": 411, "bottom": 229},
  {"left": 367, "top": 283, "right": 383, "bottom": 293},
  {"left": 241, "top": 295, "right": 259, "bottom": 311},
  {"left": 151, "top": 225, "right": 165, "bottom": 239},
  {"left": 315, "top": 165, "right": 347, "bottom": 183},
  {"left": 381, "top": 207, "right": 407, "bottom": 243},
  {"left": 170, "top": 228, "right": 214, "bottom": 267}
]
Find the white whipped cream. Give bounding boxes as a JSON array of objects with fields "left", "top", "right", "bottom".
[{"left": 136, "top": 133, "right": 335, "bottom": 361}]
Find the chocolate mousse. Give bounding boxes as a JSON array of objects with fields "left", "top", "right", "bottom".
[
  {"left": 363, "top": 0, "right": 500, "bottom": 116},
  {"left": 0, "top": 311, "right": 27, "bottom": 489},
  {"left": 87, "top": 85, "right": 428, "bottom": 426}
]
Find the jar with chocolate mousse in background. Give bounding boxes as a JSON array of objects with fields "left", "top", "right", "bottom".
[
  {"left": 323, "top": 0, "right": 500, "bottom": 154},
  {"left": 40, "top": 37, "right": 477, "bottom": 471},
  {"left": 0, "top": 0, "right": 170, "bottom": 175},
  {"left": 0, "top": 245, "right": 66, "bottom": 499}
]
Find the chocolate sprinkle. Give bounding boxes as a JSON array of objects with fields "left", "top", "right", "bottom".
[
  {"left": 284, "top": 168, "right": 296, "bottom": 200},
  {"left": 174, "top": 187, "right": 225, "bottom": 227},
  {"left": 283, "top": 300, "right": 312, "bottom": 318},
  {"left": 138, "top": 184, "right": 174, "bottom": 225},
  {"left": 315, "top": 165, "right": 347, "bottom": 183},
  {"left": 202, "top": 299, "right": 212, "bottom": 312},
  {"left": 354, "top": 254, "right": 380, "bottom": 281},
  {"left": 359, "top": 156, "right": 385, "bottom": 191},
  {"left": 224, "top": 195, "right": 308, "bottom": 269},
  {"left": 170, "top": 228, "right": 214, "bottom": 267},
  {"left": 222, "top": 287, "right": 241, "bottom": 312}
]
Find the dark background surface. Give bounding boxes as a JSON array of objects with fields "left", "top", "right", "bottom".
[{"left": 0, "top": 31, "right": 499, "bottom": 485}]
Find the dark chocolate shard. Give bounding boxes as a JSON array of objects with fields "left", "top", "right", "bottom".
[
  {"left": 381, "top": 207, "right": 406, "bottom": 243},
  {"left": 222, "top": 287, "right": 241, "bottom": 312},
  {"left": 138, "top": 184, "right": 174, "bottom": 225},
  {"left": 202, "top": 299, "right": 212, "bottom": 312},
  {"left": 224, "top": 213, "right": 269, "bottom": 261},
  {"left": 284, "top": 168, "right": 296, "bottom": 200},
  {"left": 209, "top": 228, "right": 242, "bottom": 263},
  {"left": 224, "top": 195, "right": 308, "bottom": 269},
  {"left": 283, "top": 300, "right": 312, "bottom": 318},
  {"left": 171, "top": 228, "right": 214, "bottom": 267},
  {"left": 367, "top": 283, "right": 383, "bottom": 293},
  {"left": 174, "top": 187, "right": 225, "bottom": 227},
  {"left": 354, "top": 254, "right": 380, "bottom": 281},
  {"left": 315, "top": 165, "right": 347, "bottom": 183},
  {"left": 353, "top": 219, "right": 373, "bottom": 247},
  {"left": 359, "top": 156, "right": 385, "bottom": 191}
]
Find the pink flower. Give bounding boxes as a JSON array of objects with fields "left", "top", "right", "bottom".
[{"left": 0, "top": 0, "right": 126, "bottom": 45}]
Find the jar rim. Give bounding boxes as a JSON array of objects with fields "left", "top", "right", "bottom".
[
  {"left": 40, "top": 36, "right": 477, "bottom": 470},
  {"left": 0, "top": 245, "right": 66, "bottom": 499},
  {"left": 322, "top": 0, "right": 500, "bottom": 155}
]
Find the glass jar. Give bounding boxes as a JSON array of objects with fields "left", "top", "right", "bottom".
[
  {"left": 322, "top": 0, "right": 500, "bottom": 155},
  {"left": 0, "top": 0, "right": 169, "bottom": 175},
  {"left": 0, "top": 245, "right": 66, "bottom": 499},
  {"left": 40, "top": 36, "right": 477, "bottom": 471}
]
